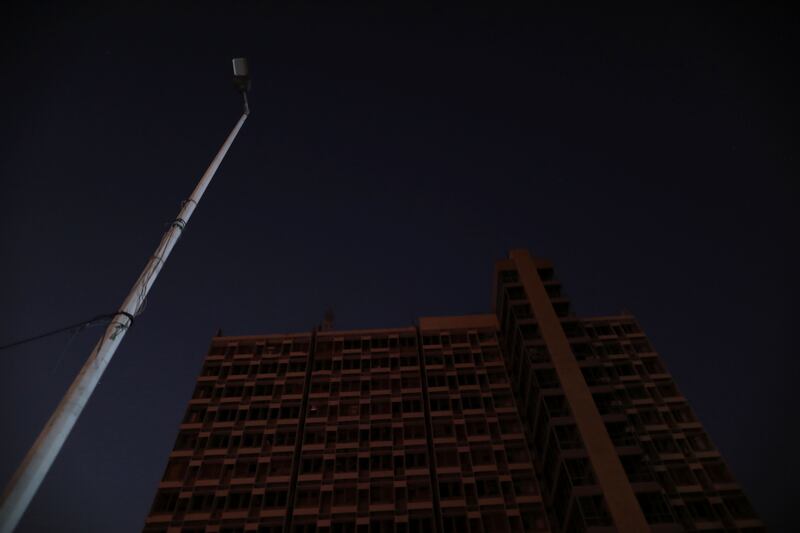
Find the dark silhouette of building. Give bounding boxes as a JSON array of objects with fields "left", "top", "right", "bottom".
[{"left": 144, "top": 250, "right": 762, "bottom": 532}]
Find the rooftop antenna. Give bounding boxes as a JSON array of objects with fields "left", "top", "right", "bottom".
[
  {"left": 321, "top": 308, "right": 335, "bottom": 331},
  {"left": 0, "top": 58, "right": 252, "bottom": 533}
]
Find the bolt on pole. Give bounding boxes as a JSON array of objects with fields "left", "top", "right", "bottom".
[{"left": 0, "top": 58, "right": 251, "bottom": 533}]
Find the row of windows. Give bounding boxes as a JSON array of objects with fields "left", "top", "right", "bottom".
[
  {"left": 166, "top": 443, "right": 538, "bottom": 487},
  {"left": 198, "top": 345, "right": 506, "bottom": 388},
  {"left": 150, "top": 507, "right": 550, "bottom": 533},
  {"left": 420, "top": 330, "right": 497, "bottom": 347},
  {"left": 193, "top": 374, "right": 435, "bottom": 401},
  {"left": 155, "top": 473, "right": 540, "bottom": 511},
  {"left": 316, "top": 335, "right": 418, "bottom": 353},
  {"left": 201, "top": 359, "right": 308, "bottom": 379},
  {"left": 208, "top": 339, "right": 311, "bottom": 358}
]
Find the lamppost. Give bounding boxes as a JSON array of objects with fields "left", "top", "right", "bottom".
[{"left": 0, "top": 58, "right": 252, "bottom": 533}]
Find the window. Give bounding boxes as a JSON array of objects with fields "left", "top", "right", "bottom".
[
  {"left": 487, "top": 371, "right": 507, "bottom": 384},
  {"left": 668, "top": 465, "right": 696, "bottom": 486},
  {"left": 685, "top": 497, "right": 715, "bottom": 521},
  {"left": 620, "top": 454, "right": 652, "bottom": 483},
  {"left": 269, "top": 455, "right": 292, "bottom": 476},
  {"left": 636, "top": 492, "right": 673, "bottom": 524},
  {"left": 519, "top": 324, "right": 540, "bottom": 340},
  {"left": 295, "top": 487, "right": 319, "bottom": 508},
  {"left": 399, "top": 354, "right": 418, "bottom": 367},
  {"left": 199, "top": 461, "right": 223, "bottom": 480},
  {"left": 335, "top": 455, "right": 357, "bottom": 473},
  {"left": 426, "top": 374, "right": 446, "bottom": 388},
  {"left": 253, "top": 382, "right": 274, "bottom": 397},
  {"left": 702, "top": 461, "right": 733, "bottom": 483},
  {"left": 215, "top": 408, "right": 238, "bottom": 422},
  {"left": 331, "top": 522, "right": 356, "bottom": 533},
  {"left": 606, "top": 421, "right": 636, "bottom": 447},
  {"left": 577, "top": 495, "right": 612, "bottom": 526},
  {"left": 371, "top": 377, "right": 390, "bottom": 391},
  {"left": 226, "top": 491, "right": 251, "bottom": 510},
  {"left": 208, "top": 432, "right": 230, "bottom": 449},
  {"left": 470, "top": 446, "right": 494, "bottom": 466},
  {"left": 544, "top": 394, "right": 569, "bottom": 418},
  {"left": 670, "top": 405, "right": 695, "bottom": 423},
  {"left": 402, "top": 398, "right": 422, "bottom": 413},
  {"left": 723, "top": 495, "right": 757, "bottom": 519},
  {"left": 258, "top": 361, "right": 278, "bottom": 374},
  {"left": 401, "top": 375, "right": 421, "bottom": 388},
  {"left": 554, "top": 425, "right": 582, "bottom": 450},
  {"left": 279, "top": 404, "right": 301, "bottom": 419},
  {"left": 304, "top": 427, "right": 325, "bottom": 445},
  {"left": 466, "top": 418, "right": 488, "bottom": 436},
  {"left": 283, "top": 379, "right": 304, "bottom": 395},
  {"left": 288, "top": 359, "right": 306, "bottom": 373},
  {"left": 370, "top": 424, "right": 392, "bottom": 442},
  {"left": 339, "top": 400, "right": 359, "bottom": 416},
  {"left": 407, "top": 478, "right": 431, "bottom": 501},
  {"left": 686, "top": 431, "right": 713, "bottom": 452},
  {"left": 263, "top": 488, "right": 288, "bottom": 508},
  {"left": 475, "top": 477, "right": 500, "bottom": 498},
  {"left": 184, "top": 406, "right": 206, "bottom": 424},
  {"left": 429, "top": 397, "right": 450, "bottom": 412},
  {"left": 175, "top": 431, "right": 197, "bottom": 450},
  {"left": 189, "top": 492, "right": 215, "bottom": 512},
  {"left": 499, "top": 416, "right": 522, "bottom": 435},
  {"left": 506, "top": 445, "right": 530, "bottom": 464},
  {"left": 457, "top": 371, "right": 478, "bottom": 386},
  {"left": 657, "top": 381, "right": 680, "bottom": 398},
  {"left": 370, "top": 454, "right": 392, "bottom": 471},
  {"left": 370, "top": 400, "right": 391, "bottom": 415},
  {"left": 512, "top": 474, "right": 537, "bottom": 496},
  {"left": 193, "top": 384, "right": 213, "bottom": 399},
  {"left": 370, "top": 482, "right": 393, "bottom": 504},
  {"left": 151, "top": 490, "right": 179, "bottom": 513},
  {"left": 337, "top": 426, "right": 359, "bottom": 443},
  {"left": 438, "top": 480, "right": 463, "bottom": 499},
  {"left": 163, "top": 459, "right": 188, "bottom": 482},
  {"left": 234, "top": 457, "right": 257, "bottom": 478},
  {"left": 230, "top": 364, "right": 250, "bottom": 376},
  {"left": 506, "top": 286, "right": 527, "bottom": 301},
  {"left": 436, "top": 448, "right": 459, "bottom": 467},
  {"left": 333, "top": 485, "right": 357, "bottom": 505},
  {"left": 432, "top": 421, "right": 453, "bottom": 438},
  {"left": 564, "top": 458, "right": 594, "bottom": 486},
  {"left": 405, "top": 451, "right": 427, "bottom": 469},
  {"left": 300, "top": 455, "right": 323, "bottom": 474},
  {"left": 653, "top": 434, "right": 678, "bottom": 454},
  {"left": 223, "top": 384, "right": 244, "bottom": 398},
  {"left": 208, "top": 345, "right": 226, "bottom": 356},
  {"left": 534, "top": 368, "right": 559, "bottom": 388},
  {"left": 274, "top": 430, "right": 296, "bottom": 446}
]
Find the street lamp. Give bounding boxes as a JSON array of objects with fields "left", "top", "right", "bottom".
[{"left": 0, "top": 58, "right": 252, "bottom": 533}]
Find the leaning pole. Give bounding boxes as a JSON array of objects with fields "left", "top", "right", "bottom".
[{"left": 0, "top": 58, "right": 252, "bottom": 533}]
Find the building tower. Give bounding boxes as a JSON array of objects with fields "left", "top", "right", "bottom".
[{"left": 144, "top": 250, "right": 762, "bottom": 532}]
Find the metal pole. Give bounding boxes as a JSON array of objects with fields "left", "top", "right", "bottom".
[{"left": 0, "top": 100, "right": 249, "bottom": 533}]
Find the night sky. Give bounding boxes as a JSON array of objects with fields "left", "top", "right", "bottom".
[{"left": 1, "top": 3, "right": 796, "bottom": 531}]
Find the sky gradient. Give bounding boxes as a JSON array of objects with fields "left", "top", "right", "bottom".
[{"left": 1, "top": 3, "right": 796, "bottom": 531}]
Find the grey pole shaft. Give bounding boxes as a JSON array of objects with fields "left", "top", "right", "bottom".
[{"left": 0, "top": 111, "right": 248, "bottom": 533}]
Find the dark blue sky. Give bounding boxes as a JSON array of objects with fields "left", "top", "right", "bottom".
[{"left": 1, "top": 3, "right": 796, "bottom": 531}]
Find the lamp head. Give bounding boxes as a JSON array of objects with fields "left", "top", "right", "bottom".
[{"left": 232, "top": 58, "right": 250, "bottom": 92}]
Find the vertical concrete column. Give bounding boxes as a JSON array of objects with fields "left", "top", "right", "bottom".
[{"left": 509, "top": 250, "right": 649, "bottom": 532}]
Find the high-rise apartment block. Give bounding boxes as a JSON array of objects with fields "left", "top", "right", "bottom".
[{"left": 144, "top": 250, "right": 762, "bottom": 532}]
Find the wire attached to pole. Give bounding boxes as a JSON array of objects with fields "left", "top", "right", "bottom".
[{"left": 0, "top": 312, "right": 134, "bottom": 352}]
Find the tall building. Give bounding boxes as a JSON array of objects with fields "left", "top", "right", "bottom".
[{"left": 144, "top": 250, "right": 762, "bottom": 533}]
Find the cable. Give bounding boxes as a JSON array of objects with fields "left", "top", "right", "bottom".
[{"left": 0, "top": 312, "right": 133, "bottom": 352}]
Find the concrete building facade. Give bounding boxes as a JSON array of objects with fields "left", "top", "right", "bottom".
[{"left": 144, "top": 250, "right": 762, "bottom": 532}]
